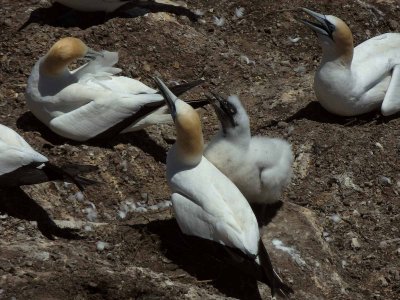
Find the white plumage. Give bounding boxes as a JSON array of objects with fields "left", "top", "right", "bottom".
[
  {"left": 0, "top": 124, "right": 47, "bottom": 177},
  {"left": 0, "top": 124, "right": 97, "bottom": 190},
  {"left": 26, "top": 37, "right": 201, "bottom": 142},
  {"left": 154, "top": 77, "right": 293, "bottom": 298},
  {"left": 52, "top": 0, "right": 131, "bottom": 13},
  {"left": 204, "top": 94, "right": 293, "bottom": 205},
  {"left": 300, "top": 8, "right": 400, "bottom": 116}
]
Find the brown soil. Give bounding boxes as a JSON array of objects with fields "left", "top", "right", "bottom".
[{"left": 1, "top": 0, "right": 400, "bottom": 299}]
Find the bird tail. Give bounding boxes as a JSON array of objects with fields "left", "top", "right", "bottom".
[
  {"left": 258, "top": 239, "right": 294, "bottom": 298},
  {"left": 44, "top": 163, "right": 99, "bottom": 191}
]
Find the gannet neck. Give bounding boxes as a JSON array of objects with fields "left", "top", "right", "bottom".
[
  {"left": 175, "top": 101, "right": 204, "bottom": 166},
  {"left": 40, "top": 37, "right": 88, "bottom": 76},
  {"left": 320, "top": 16, "right": 354, "bottom": 66}
]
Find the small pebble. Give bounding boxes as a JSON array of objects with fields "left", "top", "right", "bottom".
[
  {"left": 378, "top": 176, "right": 392, "bottom": 186},
  {"left": 378, "top": 275, "right": 388, "bottom": 287},
  {"left": 375, "top": 142, "right": 383, "bottom": 150},
  {"left": 277, "top": 121, "right": 288, "bottom": 128},
  {"left": 351, "top": 237, "right": 361, "bottom": 249}
]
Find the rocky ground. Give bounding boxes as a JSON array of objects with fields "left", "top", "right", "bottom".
[{"left": 1, "top": 0, "right": 400, "bottom": 299}]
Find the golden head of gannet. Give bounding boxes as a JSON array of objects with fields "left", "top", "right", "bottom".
[
  {"left": 41, "top": 37, "right": 102, "bottom": 76},
  {"left": 154, "top": 77, "right": 204, "bottom": 166},
  {"left": 299, "top": 8, "right": 354, "bottom": 65}
]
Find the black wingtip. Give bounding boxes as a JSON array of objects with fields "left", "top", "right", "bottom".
[
  {"left": 185, "top": 98, "right": 210, "bottom": 110},
  {"left": 258, "top": 239, "right": 294, "bottom": 298},
  {"left": 168, "top": 79, "right": 205, "bottom": 96}
]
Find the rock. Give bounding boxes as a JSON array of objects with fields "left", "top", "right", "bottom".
[
  {"left": 378, "top": 275, "right": 388, "bottom": 287},
  {"left": 292, "top": 143, "right": 313, "bottom": 179},
  {"left": 351, "top": 238, "right": 361, "bottom": 250},
  {"left": 277, "top": 121, "right": 288, "bottom": 128},
  {"left": 378, "top": 176, "right": 392, "bottom": 186},
  {"left": 34, "top": 251, "right": 50, "bottom": 262},
  {"left": 262, "top": 203, "right": 348, "bottom": 298}
]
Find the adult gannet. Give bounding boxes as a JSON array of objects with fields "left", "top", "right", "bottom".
[
  {"left": 204, "top": 94, "right": 293, "bottom": 206},
  {"left": 299, "top": 8, "right": 400, "bottom": 116},
  {"left": 0, "top": 124, "right": 98, "bottom": 190},
  {"left": 154, "top": 77, "right": 293, "bottom": 298},
  {"left": 26, "top": 37, "right": 205, "bottom": 141},
  {"left": 51, "top": 0, "right": 199, "bottom": 20}
]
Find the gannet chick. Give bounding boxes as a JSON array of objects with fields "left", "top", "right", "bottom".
[
  {"left": 26, "top": 37, "right": 205, "bottom": 141},
  {"left": 0, "top": 124, "right": 98, "bottom": 190},
  {"left": 204, "top": 94, "right": 293, "bottom": 205},
  {"left": 299, "top": 8, "right": 400, "bottom": 116},
  {"left": 154, "top": 77, "right": 293, "bottom": 298}
]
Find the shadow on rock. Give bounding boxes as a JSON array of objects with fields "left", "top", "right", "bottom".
[
  {"left": 284, "top": 101, "right": 400, "bottom": 126},
  {"left": 16, "top": 112, "right": 167, "bottom": 163},
  {"left": 18, "top": 1, "right": 199, "bottom": 31},
  {"left": 251, "top": 201, "right": 283, "bottom": 228},
  {"left": 0, "top": 187, "right": 81, "bottom": 240},
  {"left": 132, "top": 218, "right": 264, "bottom": 300}
]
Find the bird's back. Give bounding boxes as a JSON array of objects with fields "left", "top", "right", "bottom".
[
  {"left": 352, "top": 33, "right": 400, "bottom": 86},
  {"left": 167, "top": 147, "right": 259, "bottom": 256},
  {"left": 54, "top": 0, "right": 128, "bottom": 12}
]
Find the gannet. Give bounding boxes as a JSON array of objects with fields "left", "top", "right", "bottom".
[
  {"left": 204, "top": 94, "right": 293, "bottom": 205},
  {"left": 52, "top": 0, "right": 131, "bottom": 13},
  {"left": 51, "top": 0, "right": 199, "bottom": 20},
  {"left": 0, "top": 124, "right": 98, "bottom": 190},
  {"left": 299, "top": 8, "right": 400, "bottom": 116},
  {"left": 26, "top": 37, "right": 205, "bottom": 142},
  {"left": 154, "top": 77, "right": 293, "bottom": 298}
]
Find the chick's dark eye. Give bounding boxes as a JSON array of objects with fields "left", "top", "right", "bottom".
[{"left": 224, "top": 101, "right": 237, "bottom": 115}]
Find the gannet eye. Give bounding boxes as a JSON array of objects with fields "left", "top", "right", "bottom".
[
  {"left": 325, "top": 21, "right": 335, "bottom": 33},
  {"left": 224, "top": 101, "right": 237, "bottom": 115}
]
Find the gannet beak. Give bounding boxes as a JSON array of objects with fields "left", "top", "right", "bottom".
[
  {"left": 207, "top": 92, "right": 236, "bottom": 130},
  {"left": 84, "top": 48, "right": 104, "bottom": 60},
  {"left": 154, "top": 77, "right": 177, "bottom": 120},
  {"left": 298, "top": 8, "right": 334, "bottom": 38}
]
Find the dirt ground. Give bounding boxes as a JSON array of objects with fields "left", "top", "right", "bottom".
[{"left": 1, "top": 0, "right": 400, "bottom": 299}]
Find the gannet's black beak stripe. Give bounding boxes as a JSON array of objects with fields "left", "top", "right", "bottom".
[
  {"left": 298, "top": 7, "right": 335, "bottom": 39},
  {"left": 154, "top": 77, "right": 177, "bottom": 120}
]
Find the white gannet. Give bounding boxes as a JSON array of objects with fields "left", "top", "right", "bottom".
[
  {"left": 50, "top": 0, "right": 199, "bottom": 20},
  {"left": 299, "top": 8, "right": 400, "bottom": 116},
  {"left": 204, "top": 94, "right": 293, "bottom": 206},
  {"left": 0, "top": 124, "right": 98, "bottom": 190},
  {"left": 26, "top": 37, "right": 205, "bottom": 142},
  {"left": 52, "top": 0, "right": 131, "bottom": 13},
  {"left": 154, "top": 77, "right": 293, "bottom": 298}
]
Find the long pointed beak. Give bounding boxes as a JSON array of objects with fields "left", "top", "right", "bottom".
[
  {"left": 154, "top": 77, "right": 177, "bottom": 120},
  {"left": 207, "top": 92, "right": 236, "bottom": 130},
  {"left": 298, "top": 7, "right": 332, "bottom": 37},
  {"left": 84, "top": 48, "right": 104, "bottom": 60}
]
